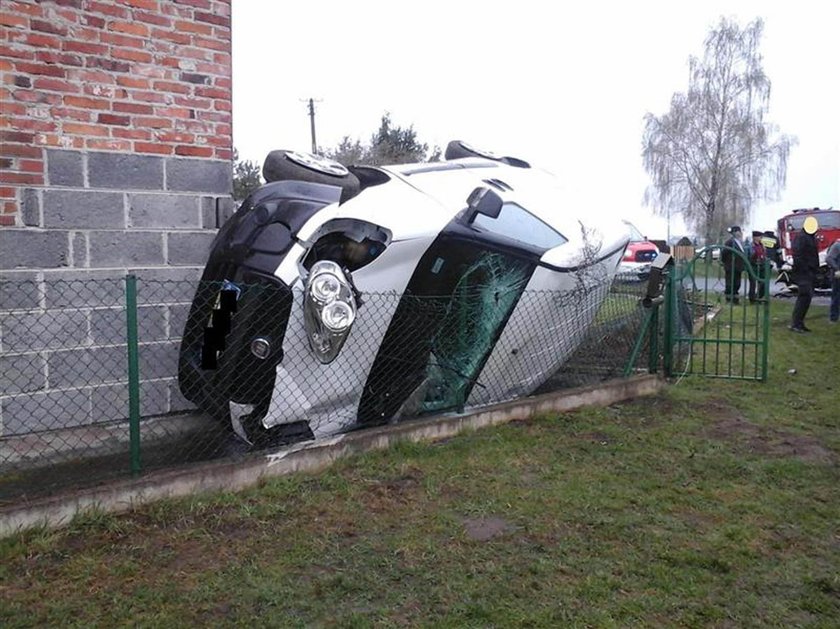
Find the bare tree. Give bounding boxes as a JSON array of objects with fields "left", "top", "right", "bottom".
[{"left": 642, "top": 17, "right": 794, "bottom": 244}]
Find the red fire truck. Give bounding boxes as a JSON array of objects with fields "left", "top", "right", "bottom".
[{"left": 777, "top": 207, "right": 840, "bottom": 290}]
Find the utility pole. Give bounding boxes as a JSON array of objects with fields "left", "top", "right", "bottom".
[{"left": 303, "top": 97, "right": 321, "bottom": 155}]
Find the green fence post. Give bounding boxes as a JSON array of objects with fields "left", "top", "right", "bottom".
[
  {"left": 125, "top": 274, "right": 142, "bottom": 476},
  {"left": 761, "top": 259, "right": 771, "bottom": 381},
  {"left": 663, "top": 270, "right": 674, "bottom": 377},
  {"left": 648, "top": 305, "right": 660, "bottom": 374}
]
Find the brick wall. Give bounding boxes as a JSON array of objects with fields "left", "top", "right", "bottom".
[{"left": 0, "top": 0, "right": 236, "bottom": 438}]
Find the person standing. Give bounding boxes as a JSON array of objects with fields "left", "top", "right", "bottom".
[
  {"left": 827, "top": 236, "right": 840, "bottom": 324},
  {"left": 721, "top": 226, "right": 746, "bottom": 304},
  {"left": 746, "top": 230, "right": 767, "bottom": 303},
  {"left": 790, "top": 216, "right": 820, "bottom": 332}
]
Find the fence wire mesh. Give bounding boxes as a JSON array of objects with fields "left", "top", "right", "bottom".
[{"left": 1, "top": 274, "right": 663, "bottom": 503}]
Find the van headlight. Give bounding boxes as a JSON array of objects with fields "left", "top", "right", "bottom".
[{"left": 303, "top": 260, "right": 357, "bottom": 363}]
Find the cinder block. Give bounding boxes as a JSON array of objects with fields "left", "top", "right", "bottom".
[
  {"left": 88, "top": 152, "right": 164, "bottom": 190},
  {"left": 167, "top": 232, "right": 216, "bottom": 266},
  {"left": 167, "top": 303, "right": 191, "bottom": 339},
  {"left": 1, "top": 389, "right": 91, "bottom": 436},
  {"left": 21, "top": 189, "right": 41, "bottom": 226},
  {"left": 43, "top": 271, "right": 125, "bottom": 309},
  {"left": 89, "top": 231, "right": 165, "bottom": 267},
  {"left": 0, "top": 230, "right": 69, "bottom": 269},
  {"left": 90, "top": 379, "right": 169, "bottom": 420},
  {"left": 47, "top": 345, "right": 126, "bottom": 389},
  {"left": 166, "top": 158, "right": 231, "bottom": 194},
  {"left": 0, "top": 271, "right": 42, "bottom": 311},
  {"left": 133, "top": 267, "right": 201, "bottom": 305},
  {"left": 46, "top": 149, "right": 84, "bottom": 187},
  {"left": 91, "top": 305, "right": 167, "bottom": 344},
  {"left": 0, "top": 353, "right": 46, "bottom": 394},
  {"left": 43, "top": 190, "right": 125, "bottom": 229},
  {"left": 128, "top": 193, "right": 201, "bottom": 229},
  {"left": 1, "top": 310, "right": 89, "bottom": 351},
  {"left": 201, "top": 195, "right": 236, "bottom": 229},
  {"left": 138, "top": 340, "right": 179, "bottom": 380}
]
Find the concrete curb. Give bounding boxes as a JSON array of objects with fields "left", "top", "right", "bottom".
[{"left": 0, "top": 375, "right": 664, "bottom": 536}]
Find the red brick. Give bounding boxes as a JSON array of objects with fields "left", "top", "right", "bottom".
[
  {"left": 18, "top": 159, "right": 44, "bottom": 172},
  {"left": 55, "top": 7, "right": 81, "bottom": 22},
  {"left": 130, "top": 90, "right": 167, "bottom": 103},
  {"left": 86, "top": 138, "right": 132, "bottom": 151},
  {"left": 116, "top": 75, "right": 150, "bottom": 89},
  {"left": 0, "top": 186, "right": 18, "bottom": 197},
  {"left": 2, "top": 172, "right": 44, "bottom": 184},
  {"left": 174, "top": 20, "right": 212, "bottom": 35},
  {"left": 5, "top": 2, "right": 43, "bottom": 17},
  {"left": 71, "top": 69, "right": 117, "bottom": 84},
  {"left": 34, "top": 51, "right": 85, "bottom": 66},
  {"left": 14, "top": 62, "right": 67, "bottom": 78},
  {"left": 99, "top": 32, "right": 146, "bottom": 48},
  {"left": 11, "top": 117, "right": 59, "bottom": 132},
  {"left": 62, "top": 122, "right": 109, "bottom": 136},
  {"left": 80, "top": 14, "right": 106, "bottom": 29},
  {"left": 87, "top": 2, "right": 129, "bottom": 19},
  {"left": 194, "top": 11, "right": 228, "bottom": 27},
  {"left": 0, "top": 143, "right": 41, "bottom": 158},
  {"left": 63, "top": 41, "right": 108, "bottom": 55},
  {"left": 150, "top": 28, "right": 191, "bottom": 45},
  {"left": 109, "top": 21, "right": 149, "bottom": 37},
  {"left": 213, "top": 99, "right": 230, "bottom": 112},
  {"left": 12, "top": 89, "right": 54, "bottom": 103},
  {"left": 154, "top": 106, "right": 192, "bottom": 119},
  {"left": 134, "top": 141, "right": 173, "bottom": 155},
  {"left": 83, "top": 84, "right": 126, "bottom": 99},
  {"left": 113, "top": 101, "right": 154, "bottom": 115},
  {"left": 0, "top": 130, "right": 35, "bottom": 143},
  {"left": 111, "top": 47, "right": 153, "bottom": 63},
  {"left": 173, "top": 95, "right": 211, "bottom": 109},
  {"left": 10, "top": 32, "right": 62, "bottom": 49},
  {"left": 195, "top": 37, "right": 228, "bottom": 52},
  {"left": 0, "top": 13, "right": 28, "bottom": 28},
  {"left": 175, "top": 145, "right": 212, "bottom": 157},
  {"left": 153, "top": 80, "right": 191, "bottom": 95},
  {"left": 112, "top": 127, "right": 151, "bottom": 140},
  {"left": 0, "top": 214, "right": 17, "bottom": 225},
  {"left": 155, "top": 130, "right": 194, "bottom": 143},
  {"left": 194, "top": 86, "right": 226, "bottom": 99},
  {"left": 97, "top": 113, "right": 130, "bottom": 126},
  {"left": 33, "top": 133, "right": 83, "bottom": 148},
  {"left": 180, "top": 47, "right": 212, "bottom": 61},
  {"left": 134, "top": 116, "right": 172, "bottom": 128},
  {"left": 87, "top": 57, "right": 131, "bottom": 73},
  {"left": 175, "top": 0, "right": 211, "bottom": 9},
  {"left": 63, "top": 95, "right": 110, "bottom": 109},
  {"left": 50, "top": 107, "right": 95, "bottom": 122},
  {"left": 133, "top": 10, "right": 170, "bottom": 27},
  {"left": 32, "top": 77, "right": 81, "bottom": 93},
  {"left": 0, "top": 45, "right": 35, "bottom": 61},
  {"left": 124, "top": 0, "right": 160, "bottom": 9},
  {"left": 30, "top": 19, "right": 69, "bottom": 36}
]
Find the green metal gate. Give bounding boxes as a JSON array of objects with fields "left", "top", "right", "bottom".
[{"left": 667, "top": 245, "right": 771, "bottom": 381}]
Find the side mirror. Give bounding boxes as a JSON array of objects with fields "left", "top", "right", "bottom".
[
  {"left": 465, "top": 187, "right": 503, "bottom": 223},
  {"left": 642, "top": 252, "right": 674, "bottom": 308}
]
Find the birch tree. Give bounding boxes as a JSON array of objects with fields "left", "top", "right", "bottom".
[{"left": 642, "top": 17, "right": 794, "bottom": 244}]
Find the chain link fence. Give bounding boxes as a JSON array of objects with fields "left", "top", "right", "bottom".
[{"left": 1, "top": 274, "right": 667, "bottom": 503}]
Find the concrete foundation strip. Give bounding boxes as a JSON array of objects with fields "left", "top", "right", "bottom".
[{"left": 0, "top": 374, "right": 664, "bottom": 536}]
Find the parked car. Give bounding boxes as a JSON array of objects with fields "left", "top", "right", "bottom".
[
  {"left": 617, "top": 221, "right": 660, "bottom": 281},
  {"left": 178, "top": 142, "right": 631, "bottom": 447}
]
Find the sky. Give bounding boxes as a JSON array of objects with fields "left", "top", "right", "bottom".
[{"left": 230, "top": 0, "right": 839, "bottom": 241}]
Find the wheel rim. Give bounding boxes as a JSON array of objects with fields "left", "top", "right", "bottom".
[{"left": 286, "top": 151, "right": 349, "bottom": 177}]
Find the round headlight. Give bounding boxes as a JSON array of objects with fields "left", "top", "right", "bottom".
[
  {"left": 321, "top": 300, "right": 355, "bottom": 332},
  {"left": 310, "top": 272, "right": 342, "bottom": 303}
]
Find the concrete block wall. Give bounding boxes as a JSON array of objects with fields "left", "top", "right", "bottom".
[{"left": 0, "top": 0, "right": 235, "bottom": 438}]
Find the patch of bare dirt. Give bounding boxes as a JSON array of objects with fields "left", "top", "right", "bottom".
[
  {"left": 462, "top": 516, "right": 515, "bottom": 541},
  {"left": 700, "top": 400, "right": 835, "bottom": 463}
]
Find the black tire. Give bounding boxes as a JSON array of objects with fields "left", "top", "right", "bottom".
[
  {"left": 262, "top": 149, "right": 361, "bottom": 202},
  {"left": 444, "top": 140, "right": 501, "bottom": 161},
  {"left": 444, "top": 140, "right": 530, "bottom": 168}
]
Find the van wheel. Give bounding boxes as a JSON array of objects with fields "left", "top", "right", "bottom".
[{"left": 262, "top": 150, "right": 361, "bottom": 202}]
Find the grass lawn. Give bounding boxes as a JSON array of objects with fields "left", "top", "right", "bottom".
[{"left": 1, "top": 302, "right": 838, "bottom": 627}]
